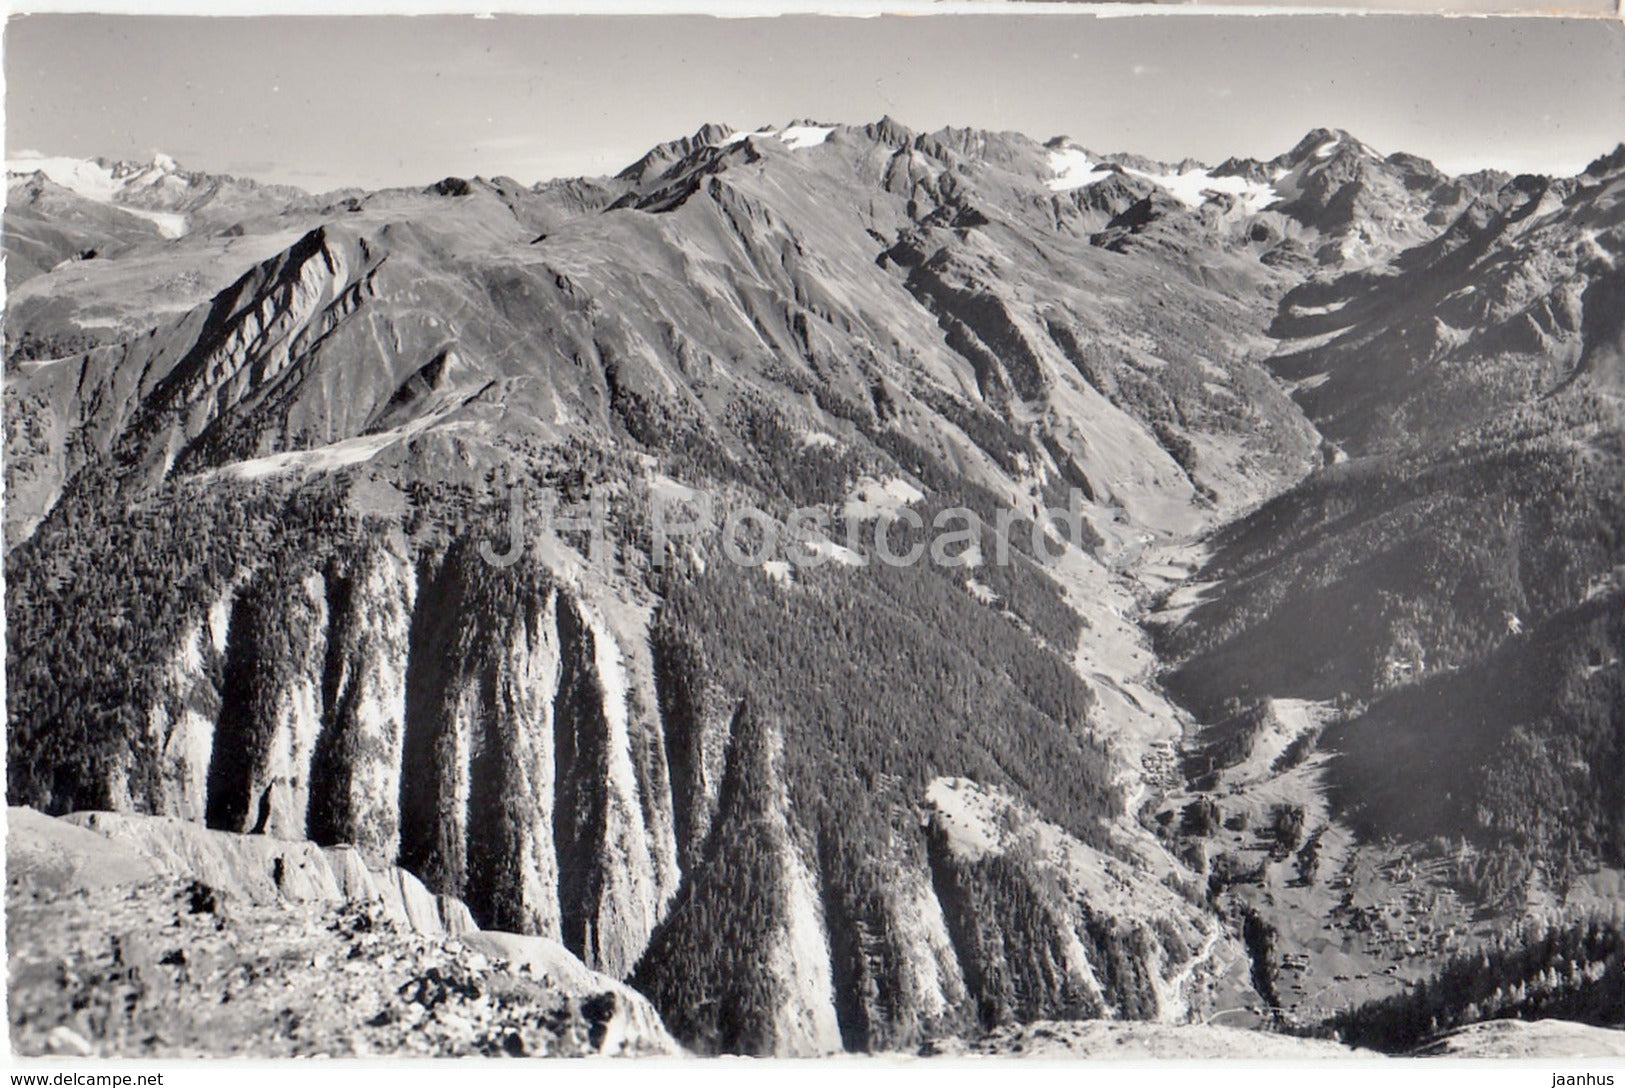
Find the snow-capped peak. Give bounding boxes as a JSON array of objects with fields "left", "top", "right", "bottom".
[
  {"left": 9, "top": 153, "right": 124, "bottom": 201},
  {"left": 1279, "top": 128, "right": 1381, "bottom": 168},
  {"left": 9, "top": 151, "right": 185, "bottom": 196},
  {"left": 6, "top": 151, "right": 190, "bottom": 238},
  {"left": 108, "top": 152, "right": 187, "bottom": 190}
]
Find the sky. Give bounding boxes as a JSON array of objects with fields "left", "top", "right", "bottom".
[{"left": 5, "top": 12, "right": 1622, "bottom": 189}]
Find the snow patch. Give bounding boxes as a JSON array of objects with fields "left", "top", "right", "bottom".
[
  {"left": 801, "top": 537, "right": 863, "bottom": 567},
  {"left": 10, "top": 154, "right": 123, "bottom": 201},
  {"left": 726, "top": 125, "right": 833, "bottom": 150},
  {"left": 722, "top": 127, "right": 777, "bottom": 147},
  {"left": 1046, "top": 147, "right": 1095, "bottom": 192},
  {"left": 842, "top": 476, "right": 924, "bottom": 519},
  {"left": 777, "top": 125, "right": 834, "bottom": 150},
  {"left": 1114, "top": 163, "right": 1279, "bottom": 213}
]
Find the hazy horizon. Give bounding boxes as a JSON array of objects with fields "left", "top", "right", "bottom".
[{"left": 6, "top": 13, "right": 1622, "bottom": 190}]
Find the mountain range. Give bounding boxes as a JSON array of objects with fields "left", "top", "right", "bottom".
[{"left": 5, "top": 118, "right": 1622, "bottom": 1057}]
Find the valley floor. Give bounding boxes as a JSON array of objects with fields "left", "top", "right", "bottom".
[{"left": 1119, "top": 532, "right": 1625, "bottom": 1035}]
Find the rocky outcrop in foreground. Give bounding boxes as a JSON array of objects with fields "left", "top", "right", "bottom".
[
  {"left": 38, "top": 808, "right": 475, "bottom": 936},
  {"left": 6, "top": 808, "right": 677, "bottom": 1057},
  {"left": 1413, "top": 1019, "right": 1625, "bottom": 1059}
]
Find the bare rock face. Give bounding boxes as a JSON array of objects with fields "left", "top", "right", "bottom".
[
  {"left": 199, "top": 570, "right": 328, "bottom": 838},
  {"left": 137, "top": 547, "right": 419, "bottom": 859},
  {"left": 305, "top": 545, "right": 418, "bottom": 864},
  {"left": 145, "top": 587, "right": 232, "bottom": 823},
  {"left": 651, "top": 620, "right": 738, "bottom": 877},
  {"left": 395, "top": 557, "right": 679, "bottom": 971},
  {"left": 766, "top": 819, "right": 844, "bottom": 1056}
]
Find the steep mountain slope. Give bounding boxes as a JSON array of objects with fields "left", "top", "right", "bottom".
[
  {"left": 1265, "top": 148, "right": 1625, "bottom": 457},
  {"left": 6, "top": 120, "right": 1620, "bottom": 1056}
]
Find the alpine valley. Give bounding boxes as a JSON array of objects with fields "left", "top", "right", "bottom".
[{"left": 5, "top": 120, "right": 1623, "bottom": 1058}]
